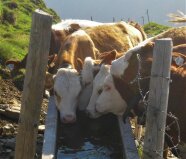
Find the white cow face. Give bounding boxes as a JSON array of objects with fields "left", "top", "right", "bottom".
[
  {"left": 86, "top": 64, "right": 110, "bottom": 118},
  {"left": 54, "top": 68, "right": 81, "bottom": 123},
  {"left": 95, "top": 74, "right": 127, "bottom": 116}
]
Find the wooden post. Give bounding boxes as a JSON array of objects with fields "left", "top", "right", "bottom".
[
  {"left": 146, "top": 9, "right": 150, "bottom": 23},
  {"left": 113, "top": 17, "right": 115, "bottom": 22},
  {"left": 141, "top": 16, "right": 145, "bottom": 25},
  {"left": 143, "top": 38, "right": 172, "bottom": 159},
  {"left": 15, "top": 9, "right": 52, "bottom": 159}
]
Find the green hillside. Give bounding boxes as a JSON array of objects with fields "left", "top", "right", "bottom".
[{"left": 0, "top": 0, "right": 60, "bottom": 63}]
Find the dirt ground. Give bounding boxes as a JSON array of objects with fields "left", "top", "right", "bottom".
[{"left": 0, "top": 64, "right": 48, "bottom": 159}]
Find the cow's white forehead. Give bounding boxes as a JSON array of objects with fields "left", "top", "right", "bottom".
[
  {"left": 111, "top": 37, "right": 153, "bottom": 77},
  {"left": 94, "top": 65, "right": 110, "bottom": 82},
  {"left": 54, "top": 68, "right": 81, "bottom": 95},
  {"left": 81, "top": 57, "right": 94, "bottom": 84},
  {"left": 104, "top": 74, "right": 114, "bottom": 86},
  {"left": 94, "top": 65, "right": 110, "bottom": 88}
]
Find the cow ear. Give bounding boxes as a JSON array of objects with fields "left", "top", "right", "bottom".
[
  {"left": 76, "top": 58, "right": 83, "bottom": 72},
  {"left": 100, "top": 49, "right": 117, "bottom": 65},
  {"left": 45, "top": 72, "right": 55, "bottom": 90},
  {"left": 70, "top": 23, "right": 81, "bottom": 32}
]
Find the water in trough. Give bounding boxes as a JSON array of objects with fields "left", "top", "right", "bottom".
[{"left": 57, "top": 112, "right": 123, "bottom": 159}]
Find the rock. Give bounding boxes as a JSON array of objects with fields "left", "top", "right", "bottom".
[
  {"left": 2, "top": 124, "right": 15, "bottom": 135},
  {"left": 4, "top": 138, "right": 16, "bottom": 150},
  {"left": 38, "top": 125, "right": 45, "bottom": 134},
  {"left": 0, "top": 142, "right": 3, "bottom": 152},
  {"left": 0, "top": 104, "right": 20, "bottom": 120},
  {"left": 9, "top": 151, "right": 15, "bottom": 159}
]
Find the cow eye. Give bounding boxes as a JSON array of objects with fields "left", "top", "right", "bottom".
[
  {"left": 104, "top": 85, "right": 111, "bottom": 91},
  {"left": 54, "top": 91, "right": 61, "bottom": 103},
  {"left": 98, "top": 89, "right": 102, "bottom": 95}
]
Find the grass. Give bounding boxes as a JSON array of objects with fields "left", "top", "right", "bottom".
[
  {"left": 0, "top": 0, "right": 60, "bottom": 64},
  {"left": 143, "top": 22, "right": 171, "bottom": 37}
]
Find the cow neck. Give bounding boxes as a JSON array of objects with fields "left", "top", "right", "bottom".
[{"left": 113, "top": 48, "right": 152, "bottom": 121}]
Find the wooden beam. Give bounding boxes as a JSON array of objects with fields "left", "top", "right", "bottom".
[
  {"left": 143, "top": 38, "right": 172, "bottom": 159},
  {"left": 15, "top": 9, "right": 52, "bottom": 159},
  {"left": 118, "top": 117, "right": 140, "bottom": 159},
  {"left": 42, "top": 96, "right": 58, "bottom": 159}
]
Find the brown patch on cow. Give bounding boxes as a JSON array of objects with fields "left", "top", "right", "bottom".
[
  {"left": 113, "top": 75, "right": 135, "bottom": 104},
  {"left": 76, "top": 58, "right": 83, "bottom": 72},
  {"left": 99, "top": 50, "right": 117, "bottom": 65},
  {"left": 173, "top": 44, "right": 186, "bottom": 55},
  {"left": 69, "top": 23, "right": 81, "bottom": 32},
  {"left": 98, "top": 49, "right": 125, "bottom": 65},
  {"left": 168, "top": 63, "right": 186, "bottom": 144},
  {"left": 85, "top": 22, "right": 145, "bottom": 53},
  {"left": 56, "top": 33, "right": 97, "bottom": 70}
]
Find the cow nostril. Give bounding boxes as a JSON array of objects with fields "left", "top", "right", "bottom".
[
  {"left": 62, "top": 115, "right": 76, "bottom": 123},
  {"left": 95, "top": 106, "right": 99, "bottom": 113}
]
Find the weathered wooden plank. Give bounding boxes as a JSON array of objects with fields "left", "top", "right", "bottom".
[
  {"left": 42, "top": 96, "right": 58, "bottom": 159},
  {"left": 143, "top": 38, "right": 172, "bottom": 159},
  {"left": 15, "top": 9, "right": 52, "bottom": 159},
  {"left": 118, "top": 117, "right": 140, "bottom": 159}
]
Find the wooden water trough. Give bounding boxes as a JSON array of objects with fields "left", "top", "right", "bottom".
[{"left": 42, "top": 96, "right": 140, "bottom": 159}]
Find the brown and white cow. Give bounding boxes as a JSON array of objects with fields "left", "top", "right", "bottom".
[
  {"left": 94, "top": 40, "right": 186, "bottom": 157},
  {"left": 45, "top": 29, "right": 100, "bottom": 123}
]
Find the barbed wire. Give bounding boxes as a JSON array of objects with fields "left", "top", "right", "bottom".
[{"left": 131, "top": 53, "right": 182, "bottom": 158}]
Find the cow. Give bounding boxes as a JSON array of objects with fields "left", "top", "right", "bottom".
[
  {"left": 44, "top": 29, "right": 100, "bottom": 123},
  {"left": 94, "top": 39, "right": 186, "bottom": 158}
]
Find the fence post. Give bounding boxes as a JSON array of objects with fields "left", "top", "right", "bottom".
[
  {"left": 143, "top": 38, "right": 172, "bottom": 159},
  {"left": 15, "top": 9, "right": 52, "bottom": 159}
]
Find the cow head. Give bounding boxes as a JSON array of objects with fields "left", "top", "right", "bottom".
[
  {"left": 45, "top": 68, "right": 81, "bottom": 123},
  {"left": 94, "top": 39, "right": 153, "bottom": 117},
  {"left": 95, "top": 74, "right": 127, "bottom": 116}
]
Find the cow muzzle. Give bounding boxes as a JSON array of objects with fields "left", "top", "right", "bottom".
[{"left": 61, "top": 114, "right": 76, "bottom": 124}]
